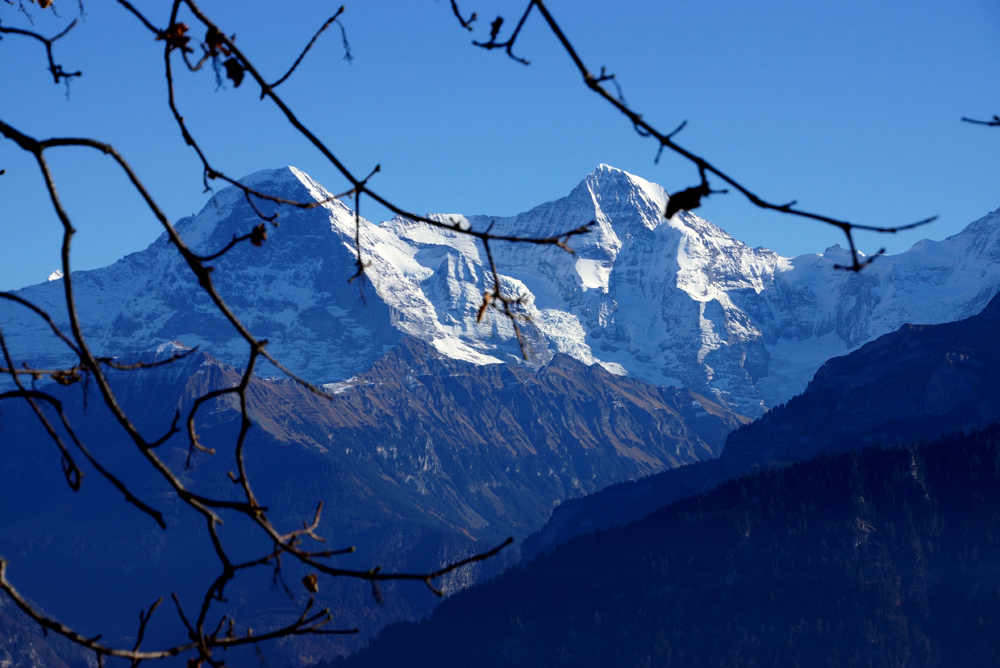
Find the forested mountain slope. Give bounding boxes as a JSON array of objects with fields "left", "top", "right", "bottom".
[{"left": 341, "top": 426, "right": 1000, "bottom": 668}]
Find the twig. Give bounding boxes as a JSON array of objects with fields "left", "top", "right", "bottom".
[
  {"left": 0, "top": 18, "right": 82, "bottom": 84},
  {"left": 266, "top": 6, "right": 345, "bottom": 92},
  {"left": 961, "top": 115, "right": 1000, "bottom": 127}
]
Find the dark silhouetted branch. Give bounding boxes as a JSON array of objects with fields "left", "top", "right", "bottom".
[
  {"left": 962, "top": 115, "right": 1000, "bottom": 127},
  {"left": 0, "top": 17, "right": 81, "bottom": 84},
  {"left": 266, "top": 5, "right": 346, "bottom": 92},
  {"left": 453, "top": 0, "right": 937, "bottom": 271},
  {"left": 450, "top": 0, "right": 476, "bottom": 31}
]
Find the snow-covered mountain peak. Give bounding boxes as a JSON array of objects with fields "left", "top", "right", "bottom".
[
  {"left": 402, "top": 165, "right": 670, "bottom": 265},
  {"left": 4, "top": 165, "right": 999, "bottom": 417},
  {"left": 947, "top": 207, "right": 1000, "bottom": 261},
  {"left": 579, "top": 164, "right": 668, "bottom": 233},
  {"left": 955, "top": 205, "right": 1000, "bottom": 237},
  {"left": 239, "top": 165, "right": 301, "bottom": 188},
  {"left": 171, "top": 166, "right": 359, "bottom": 256}
]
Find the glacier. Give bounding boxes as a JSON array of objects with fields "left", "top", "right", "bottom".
[{"left": 2, "top": 163, "right": 999, "bottom": 417}]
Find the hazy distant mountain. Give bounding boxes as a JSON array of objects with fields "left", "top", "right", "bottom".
[
  {"left": 4, "top": 165, "right": 999, "bottom": 417},
  {"left": 720, "top": 288, "right": 1000, "bottom": 472}
]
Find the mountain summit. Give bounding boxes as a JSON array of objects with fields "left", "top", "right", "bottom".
[{"left": 4, "top": 165, "right": 999, "bottom": 416}]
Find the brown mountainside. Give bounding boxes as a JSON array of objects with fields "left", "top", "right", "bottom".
[{"left": 0, "top": 336, "right": 744, "bottom": 665}]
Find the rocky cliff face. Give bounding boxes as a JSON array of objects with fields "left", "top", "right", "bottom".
[
  {"left": 3, "top": 165, "right": 999, "bottom": 417},
  {"left": 324, "top": 336, "right": 746, "bottom": 500}
]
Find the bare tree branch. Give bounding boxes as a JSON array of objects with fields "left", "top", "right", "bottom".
[
  {"left": 0, "top": 0, "right": 934, "bottom": 662},
  {"left": 0, "top": 17, "right": 81, "bottom": 84},
  {"left": 267, "top": 5, "right": 346, "bottom": 91},
  {"left": 449, "top": 0, "right": 477, "bottom": 31},
  {"left": 962, "top": 115, "right": 1000, "bottom": 127},
  {"left": 454, "top": 0, "right": 937, "bottom": 271}
]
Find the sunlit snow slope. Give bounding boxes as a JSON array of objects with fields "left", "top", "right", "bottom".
[{"left": 4, "top": 165, "right": 999, "bottom": 416}]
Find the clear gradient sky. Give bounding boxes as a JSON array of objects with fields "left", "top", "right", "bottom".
[{"left": 2, "top": 0, "right": 999, "bottom": 290}]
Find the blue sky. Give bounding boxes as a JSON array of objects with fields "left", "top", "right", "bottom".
[{"left": 2, "top": 0, "right": 999, "bottom": 290}]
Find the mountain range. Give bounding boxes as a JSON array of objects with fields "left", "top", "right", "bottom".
[
  {"left": 3, "top": 164, "right": 1000, "bottom": 666},
  {"left": 4, "top": 165, "right": 999, "bottom": 417}
]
